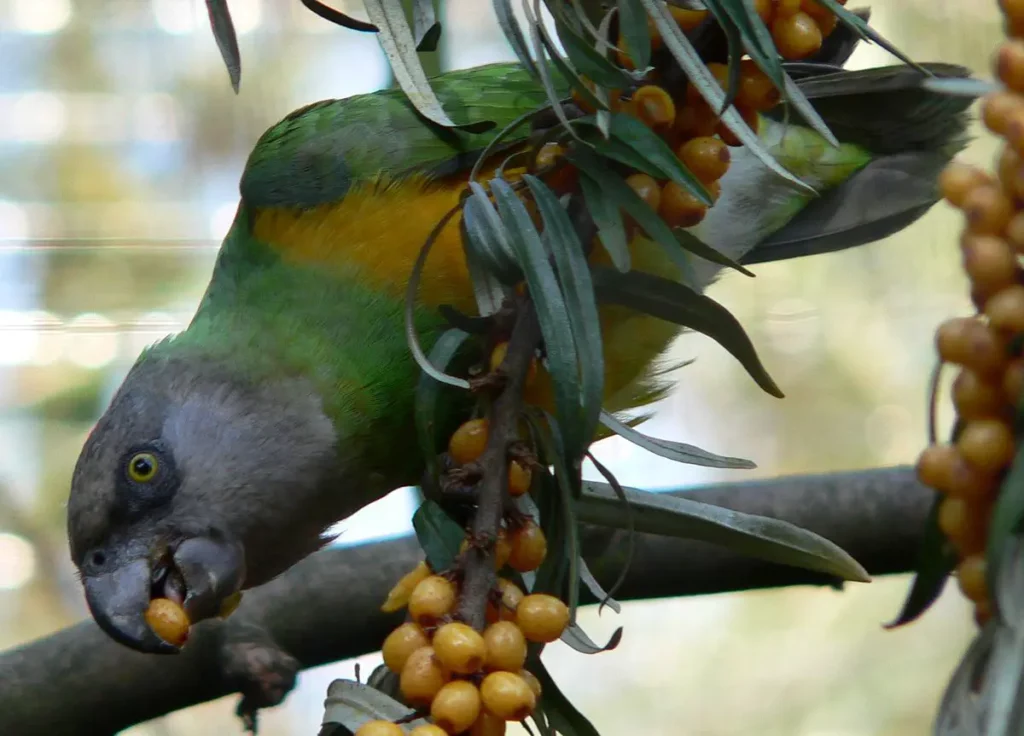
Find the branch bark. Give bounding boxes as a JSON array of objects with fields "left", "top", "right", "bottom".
[{"left": 0, "top": 465, "right": 934, "bottom": 735}]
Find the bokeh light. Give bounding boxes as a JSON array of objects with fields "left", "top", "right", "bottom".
[{"left": 0, "top": 534, "right": 37, "bottom": 591}]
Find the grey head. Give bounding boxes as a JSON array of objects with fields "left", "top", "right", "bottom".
[{"left": 67, "top": 347, "right": 340, "bottom": 654}]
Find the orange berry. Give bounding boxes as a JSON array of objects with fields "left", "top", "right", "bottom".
[
  {"left": 737, "top": 59, "right": 781, "bottom": 111},
  {"left": 383, "top": 622, "right": 431, "bottom": 674},
  {"left": 686, "top": 63, "right": 729, "bottom": 105},
  {"left": 998, "top": 41, "right": 1024, "bottom": 93},
  {"left": 775, "top": 0, "right": 803, "bottom": 17},
  {"left": 940, "top": 162, "right": 992, "bottom": 208},
  {"left": 483, "top": 621, "right": 528, "bottom": 672},
  {"left": 753, "top": 0, "right": 774, "bottom": 23},
  {"left": 800, "top": 0, "right": 842, "bottom": 24},
  {"left": 506, "top": 521, "right": 547, "bottom": 573},
  {"left": 937, "top": 497, "right": 990, "bottom": 555},
  {"left": 519, "top": 669, "right": 543, "bottom": 700},
  {"left": 515, "top": 593, "right": 570, "bottom": 643},
  {"left": 355, "top": 721, "right": 404, "bottom": 736},
  {"left": 678, "top": 136, "right": 731, "bottom": 183},
  {"left": 957, "top": 554, "right": 988, "bottom": 602},
  {"left": 962, "top": 235, "right": 1018, "bottom": 300},
  {"left": 409, "top": 726, "right": 448, "bottom": 736},
  {"left": 659, "top": 181, "right": 709, "bottom": 228},
  {"left": 1008, "top": 212, "right": 1024, "bottom": 253},
  {"left": 915, "top": 444, "right": 961, "bottom": 490},
  {"left": 433, "top": 622, "right": 487, "bottom": 674},
  {"left": 450, "top": 419, "right": 489, "bottom": 465},
  {"left": 813, "top": 10, "right": 837, "bottom": 36},
  {"left": 952, "top": 369, "right": 1009, "bottom": 420},
  {"left": 144, "top": 598, "right": 190, "bottom": 647},
  {"left": 408, "top": 575, "right": 457, "bottom": 626},
  {"left": 494, "top": 529, "right": 512, "bottom": 570},
  {"left": 490, "top": 342, "right": 538, "bottom": 386},
  {"left": 1006, "top": 359, "right": 1024, "bottom": 405},
  {"left": 957, "top": 419, "right": 1016, "bottom": 474},
  {"left": 935, "top": 317, "right": 1008, "bottom": 376},
  {"left": 625, "top": 172, "right": 662, "bottom": 212},
  {"left": 982, "top": 91, "right": 1024, "bottom": 136},
  {"left": 986, "top": 284, "right": 1024, "bottom": 334},
  {"left": 470, "top": 712, "right": 507, "bottom": 736},
  {"left": 1007, "top": 0, "right": 1024, "bottom": 26},
  {"left": 716, "top": 105, "right": 760, "bottom": 146},
  {"left": 999, "top": 146, "right": 1024, "bottom": 199},
  {"left": 975, "top": 597, "right": 993, "bottom": 626},
  {"left": 381, "top": 560, "right": 432, "bottom": 613},
  {"left": 670, "top": 6, "right": 709, "bottom": 30},
  {"left": 632, "top": 85, "right": 677, "bottom": 130},
  {"left": 400, "top": 646, "right": 451, "bottom": 706},
  {"left": 534, "top": 142, "right": 563, "bottom": 171},
  {"left": 480, "top": 671, "right": 537, "bottom": 721},
  {"left": 771, "top": 11, "right": 823, "bottom": 60},
  {"left": 431, "top": 680, "right": 482, "bottom": 734},
  {"left": 496, "top": 578, "right": 524, "bottom": 621},
  {"left": 917, "top": 444, "right": 1000, "bottom": 502},
  {"left": 962, "top": 184, "right": 1014, "bottom": 236},
  {"left": 508, "top": 460, "right": 532, "bottom": 497},
  {"left": 674, "top": 100, "right": 719, "bottom": 138}
]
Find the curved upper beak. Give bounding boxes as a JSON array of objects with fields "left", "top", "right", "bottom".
[{"left": 83, "top": 535, "right": 246, "bottom": 655}]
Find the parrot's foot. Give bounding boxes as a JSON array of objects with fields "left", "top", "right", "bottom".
[
  {"left": 468, "top": 370, "right": 508, "bottom": 394},
  {"left": 220, "top": 622, "right": 299, "bottom": 733}
]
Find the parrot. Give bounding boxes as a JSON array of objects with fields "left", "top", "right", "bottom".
[{"left": 65, "top": 41, "right": 973, "bottom": 655}]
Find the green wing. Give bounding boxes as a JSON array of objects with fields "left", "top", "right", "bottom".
[{"left": 239, "top": 62, "right": 561, "bottom": 211}]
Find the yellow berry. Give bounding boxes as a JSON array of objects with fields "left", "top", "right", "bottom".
[
  {"left": 670, "top": 5, "right": 708, "bottom": 29},
  {"left": 736, "top": 59, "right": 781, "bottom": 111},
  {"left": 982, "top": 91, "right": 1024, "bottom": 136},
  {"left": 144, "top": 598, "right": 190, "bottom": 647},
  {"left": 775, "top": 0, "right": 803, "bottom": 17},
  {"left": 490, "top": 341, "right": 539, "bottom": 386},
  {"left": 484, "top": 621, "right": 528, "bottom": 672},
  {"left": 952, "top": 369, "right": 1009, "bottom": 420},
  {"left": 957, "top": 554, "right": 988, "bottom": 602},
  {"left": 506, "top": 522, "right": 548, "bottom": 573},
  {"left": 382, "top": 560, "right": 432, "bottom": 613},
  {"left": 940, "top": 162, "right": 992, "bottom": 207},
  {"left": 450, "top": 419, "right": 489, "bottom": 465},
  {"left": 383, "top": 622, "right": 431, "bottom": 674},
  {"left": 431, "top": 680, "right": 482, "bottom": 735},
  {"left": 519, "top": 669, "right": 543, "bottom": 700},
  {"left": 915, "top": 444, "right": 961, "bottom": 490},
  {"left": 625, "top": 172, "right": 662, "bottom": 212},
  {"left": 632, "top": 85, "right": 677, "bottom": 130},
  {"left": 508, "top": 460, "right": 532, "bottom": 497},
  {"left": 432, "top": 622, "right": 487, "bottom": 675},
  {"left": 962, "top": 235, "right": 1018, "bottom": 302},
  {"left": 534, "top": 141, "right": 562, "bottom": 171},
  {"left": 999, "top": 41, "right": 1024, "bottom": 94},
  {"left": 496, "top": 578, "right": 524, "bottom": 621},
  {"left": 678, "top": 136, "right": 731, "bottom": 184},
  {"left": 986, "top": 285, "right": 1024, "bottom": 334},
  {"left": 1007, "top": 212, "right": 1024, "bottom": 253},
  {"left": 937, "top": 497, "right": 990, "bottom": 555},
  {"left": 480, "top": 671, "right": 537, "bottom": 722},
  {"left": 935, "top": 317, "right": 1007, "bottom": 376},
  {"left": 515, "top": 594, "right": 570, "bottom": 643},
  {"left": 957, "top": 419, "right": 1016, "bottom": 474},
  {"left": 674, "top": 100, "right": 718, "bottom": 139},
  {"left": 470, "top": 712, "right": 507, "bottom": 736},
  {"left": 400, "top": 646, "right": 451, "bottom": 707},
  {"left": 408, "top": 575, "right": 457, "bottom": 626},
  {"left": 659, "top": 181, "right": 709, "bottom": 228},
  {"left": 999, "top": 145, "right": 1024, "bottom": 200},
  {"left": 771, "top": 11, "right": 823, "bottom": 60},
  {"left": 355, "top": 721, "right": 404, "bottom": 736},
  {"left": 409, "top": 725, "right": 448, "bottom": 736},
  {"left": 753, "top": 0, "right": 774, "bottom": 23},
  {"left": 962, "top": 184, "right": 1014, "bottom": 236},
  {"left": 1007, "top": 359, "right": 1024, "bottom": 405},
  {"left": 495, "top": 530, "right": 512, "bottom": 570}
]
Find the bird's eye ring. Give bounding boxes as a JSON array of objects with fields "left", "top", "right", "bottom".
[{"left": 127, "top": 452, "right": 159, "bottom": 483}]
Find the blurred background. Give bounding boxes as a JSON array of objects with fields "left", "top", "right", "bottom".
[{"left": 0, "top": 0, "right": 1002, "bottom": 733}]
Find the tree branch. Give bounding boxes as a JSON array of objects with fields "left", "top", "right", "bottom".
[{"left": 0, "top": 466, "right": 934, "bottom": 735}]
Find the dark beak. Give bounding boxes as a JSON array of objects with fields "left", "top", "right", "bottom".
[{"left": 83, "top": 535, "right": 245, "bottom": 655}]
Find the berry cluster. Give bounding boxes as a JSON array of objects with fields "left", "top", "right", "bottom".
[{"left": 914, "top": 17, "right": 1024, "bottom": 627}]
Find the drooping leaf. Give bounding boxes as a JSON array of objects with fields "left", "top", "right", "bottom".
[
  {"left": 524, "top": 0, "right": 590, "bottom": 140},
  {"left": 464, "top": 183, "right": 522, "bottom": 286},
  {"left": 591, "top": 266, "right": 784, "bottom": 398},
  {"left": 321, "top": 679, "right": 427, "bottom": 734},
  {"left": 674, "top": 227, "right": 755, "bottom": 277},
  {"left": 561, "top": 621, "right": 624, "bottom": 654},
  {"left": 531, "top": 657, "right": 602, "bottom": 736},
  {"left": 579, "top": 173, "right": 630, "bottom": 272},
  {"left": 469, "top": 104, "right": 551, "bottom": 183},
  {"left": 205, "top": 0, "right": 241, "bottom": 93},
  {"left": 299, "top": 0, "right": 379, "bottom": 31},
  {"left": 364, "top": 0, "right": 494, "bottom": 132},
  {"left": 412, "top": 499, "right": 466, "bottom": 572},
  {"left": 524, "top": 174, "right": 605, "bottom": 451},
  {"left": 640, "top": 0, "right": 812, "bottom": 192},
  {"left": 586, "top": 452, "right": 634, "bottom": 611},
  {"left": 494, "top": 0, "right": 542, "bottom": 80},
  {"left": 491, "top": 178, "right": 584, "bottom": 458},
  {"left": 701, "top": 1, "right": 742, "bottom": 113},
  {"left": 813, "top": 0, "right": 927, "bottom": 72},
  {"left": 577, "top": 555, "right": 623, "bottom": 613},
  {"left": 537, "top": 411, "right": 583, "bottom": 620},
  {"left": 411, "top": 0, "right": 441, "bottom": 51},
  {"left": 553, "top": 10, "right": 632, "bottom": 89},
  {"left": 605, "top": 113, "right": 713, "bottom": 201},
  {"left": 531, "top": 0, "right": 610, "bottom": 115},
  {"left": 578, "top": 480, "right": 871, "bottom": 582},
  {"left": 616, "top": 0, "right": 652, "bottom": 71},
  {"left": 524, "top": 411, "right": 573, "bottom": 604},
  {"left": 415, "top": 328, "right": 471, "bottom": 480},
  {"left": 885, "top": 494, "right": 956, "bottom": 628},
  {"left": 600, "top": 410, "right": 756, "bottom": 469}
]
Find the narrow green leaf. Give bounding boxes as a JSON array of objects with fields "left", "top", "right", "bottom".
[
  {"left": 412, "top": 500, "right": 466, "bottom": 572},
  {"left": 464, "top": 183, "right": 522, "bottom": 285},
  {"left": 411, "top": 0, "right": 440, "bottom": 51},
  {"left": 606, "top": 113, "right": 713, "bottom": 201},
  {"left": 675, "top": 227, "right": 755, "bottom": 277},
  {"left": 469, "top": 104, "right": 551, "bottom": 183},
  {"left": 815, "top": 0, "right": 927, "bottom": 73},
  {"left": 640, "top": 0, "right": 813, "bottom": 192},
  {"left": 591, "top": 266, "right": 784, "bottom": 398},
  {"left": 299, "top": 0, "right": 379, "bottom": 32},
  {"left": 524, "top": 0, "right": 591, "bottom": 140},
  {"left": 490, "top": 177, "right": 584, "bottom": 458},
  {"left": 322, "top": 679, "right": 427, "bottom": 733},
  {"left": 532, "top": 657, "right": 602, "bottom": 736},
  {"left": 561, "top": 621, "right": 624, "bottom": 654},
  {"left": 524, "top": 174, "right": 605, "bottom": 451},
  {"left": 205, "top": 0, "right": 241, "bottom": 93},
  {"left": 579, "top": 173, "right": 630, "bottom": 272},
  {"left": 531, "top": 0, "right": 610, "bottom": 114},
  {"left": 415, "top": 328, "right": 471, "bottom": 480},
  {"left": 541, "top": 412, "right": 583, "bottom": 620},
  {"left": 584, "top": 132, "right": 671, "bottom": 180},
  {"left": 701, "top": 1, "right": 742, "bottom": 113},
  {"left": 616, "top": 0, "right": 651, "bottom": 71},
  {"left": 600, "top": 410, "right": 756, "bottom": 469},
  {"left": 578, "top": 480, "right": 871, "bottom": 582},
  {"left": 364, "top": 0, "right": 494, "bottom": 132},
  {"left": 885, "top": 494, "right": 956, "bottom": 628},
  {"left": 527, "top": 420, "right": 570, "bottom": 598},
  {"left": 494, "top": 0, "right": 542, "bottom": 80},
  {"left": 577, "top": 555, "right": 622, "bottom": 613},
  {"left": 554, "top": 12, "right": 632, "bottom": 89},
  {"left": 586, "top": 452, "right": 634, "bottom": 611}
]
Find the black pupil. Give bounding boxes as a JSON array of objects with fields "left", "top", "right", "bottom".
[{"left": 132, "top": 456, "right": 154, "bottom": 477}]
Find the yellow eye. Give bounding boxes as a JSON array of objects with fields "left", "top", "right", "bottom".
[{"left": 127, "top": 452, "right": 159, "bottom": 483}]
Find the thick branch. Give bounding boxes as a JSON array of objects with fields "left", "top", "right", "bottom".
[{"left": 0, "top": 466, "right": 933, "bottom": 735}]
